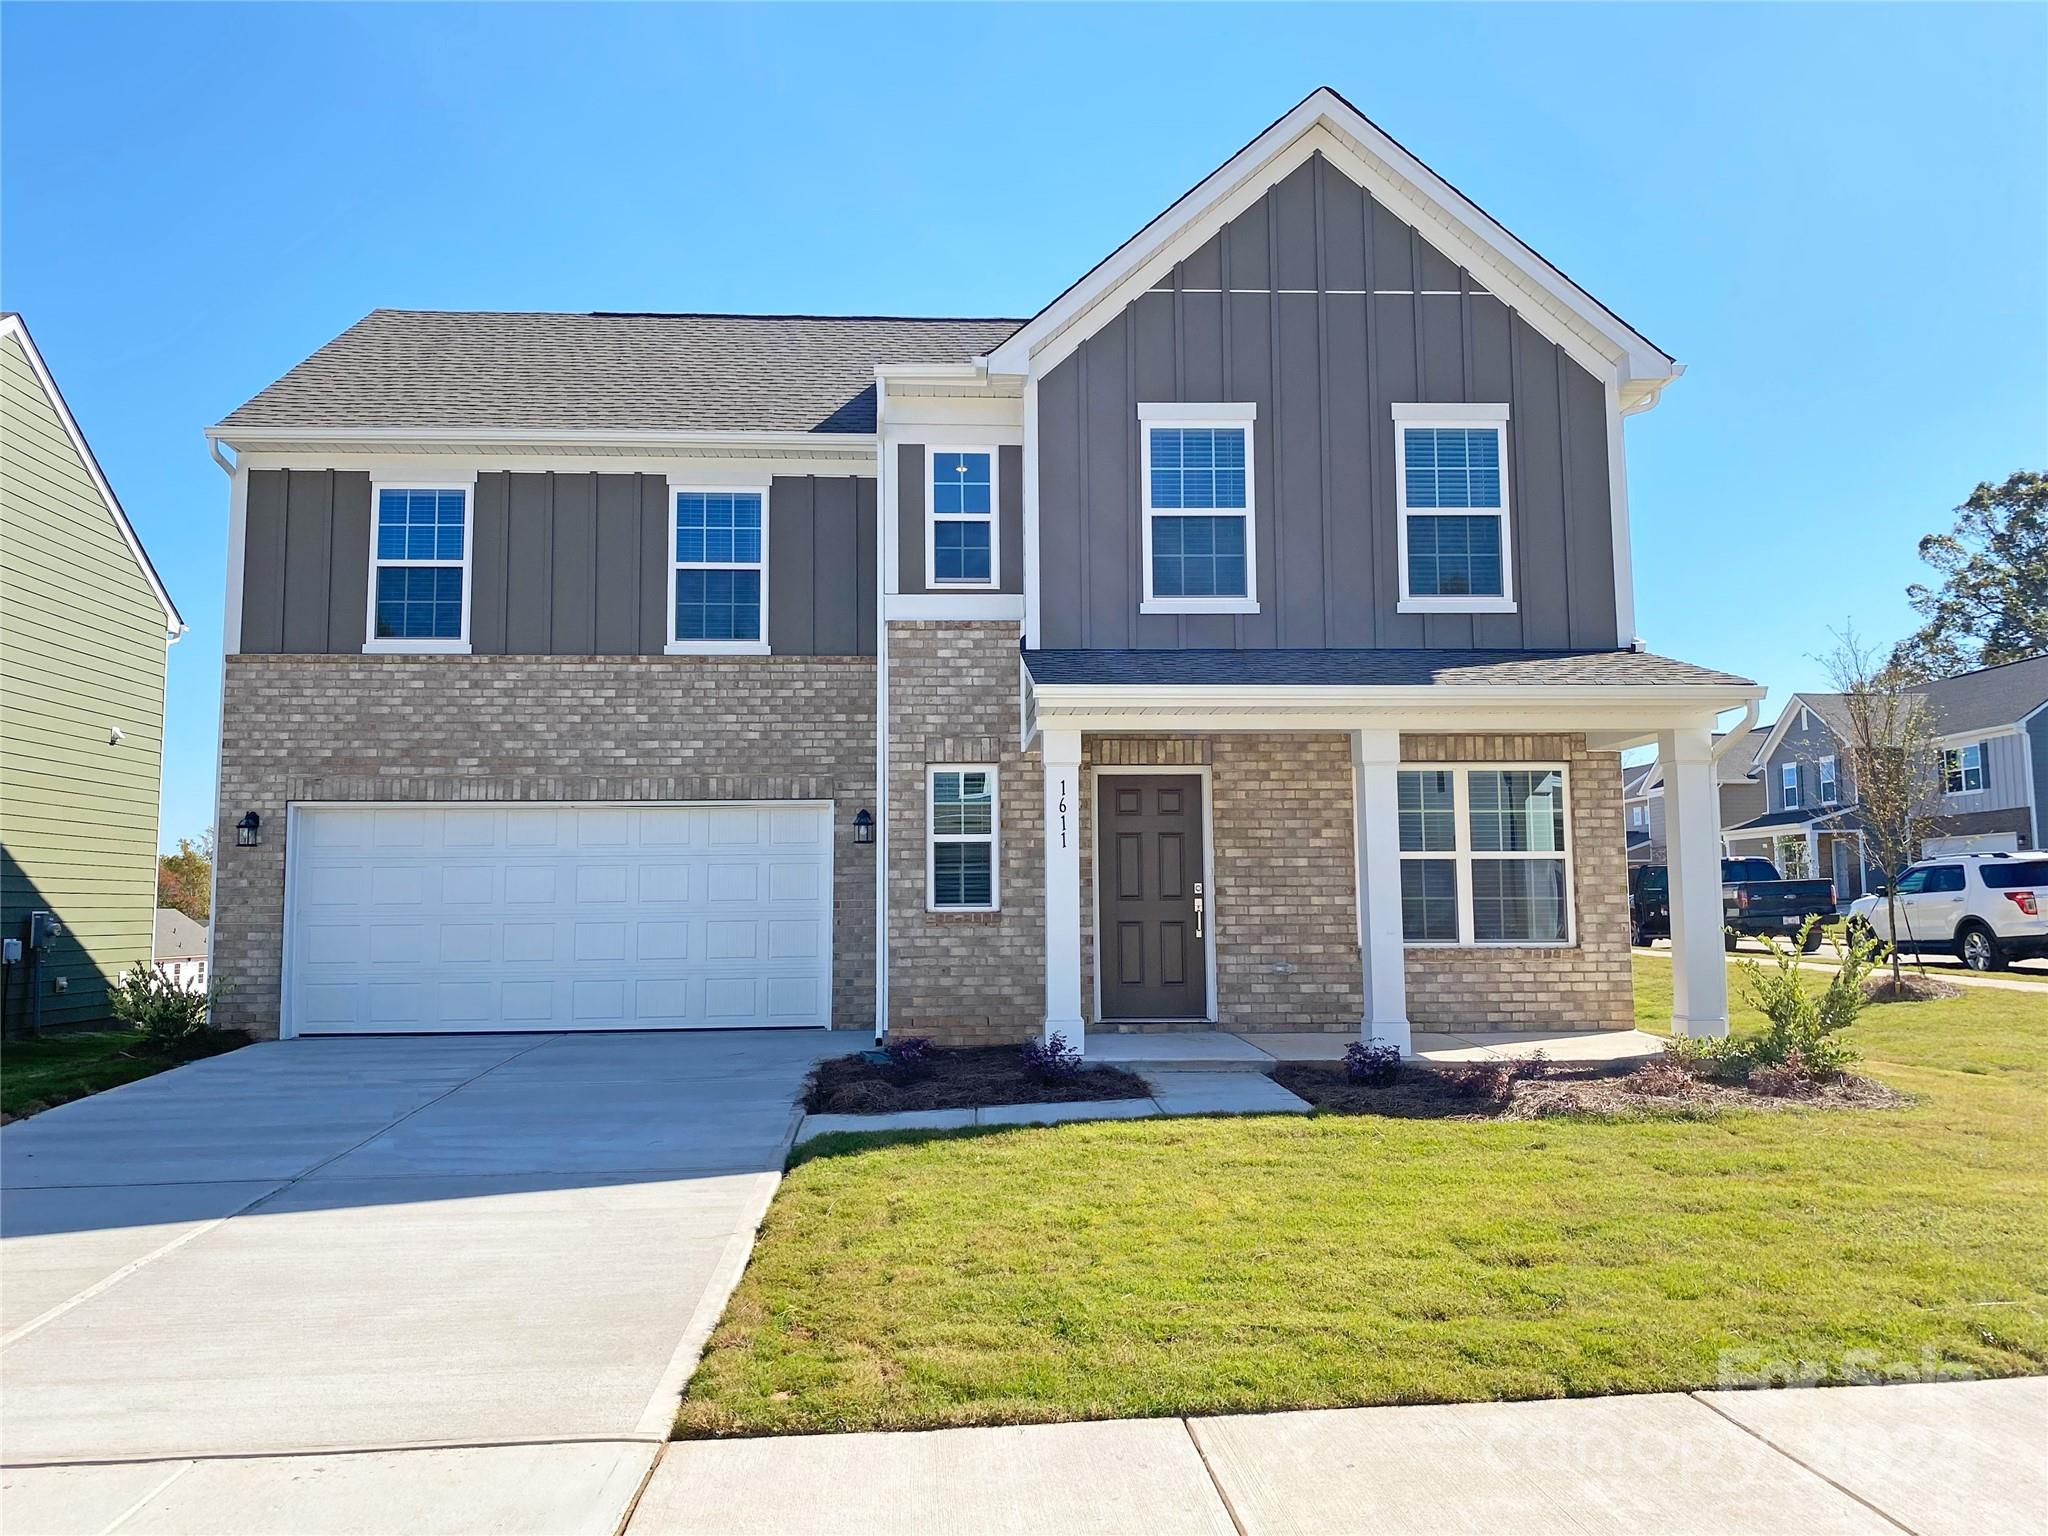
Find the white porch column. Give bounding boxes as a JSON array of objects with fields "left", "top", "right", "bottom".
[
  {"left": 1041, "top": 729, "right": 1085, "bottom": 1050},
  {"left": 1661, "top": 725, "right": 1730, "bottom": 1038},
  {"left": 1804, "top": 827, "right": 1821, "bottom": 882},
  {"left": 1350, "top": 728, "right": 1412, "bottom": 1054}
]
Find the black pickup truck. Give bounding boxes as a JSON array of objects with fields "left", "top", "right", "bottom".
[{"left": 1629, "top": 858, "right": 1837, "bottom": 952}]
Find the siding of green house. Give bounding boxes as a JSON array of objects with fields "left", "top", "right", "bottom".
[{"left": 1, "top": 330, "right": 170, "bottom": 1030}]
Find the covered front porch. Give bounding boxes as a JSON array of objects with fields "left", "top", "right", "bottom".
[
  {"left": 1023, "top": 648, "right": 1763, "bottom": 1056},
  {"left": 1725, "top": 806, "right": 1877, "bottom": 899}
]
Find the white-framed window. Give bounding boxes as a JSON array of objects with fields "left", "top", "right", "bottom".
[
  {"left": 365, "top": 483, "right": 473, "bottom": 654},
  {"left": 1394, "top": 403, "right": 1514, "bottom": 614},
  {"left": 1629, "top": 804, "right": 1647, "bottom": 829},
  {"left": 1818, "top": 755, "right": 1838, "bottom": 804},
  {"left": 1397, "top": 765, "right": 1572, "bottom": 946},
  {"left": 1781, "top": 763, "right": 1801, "bottom": 809},
  {"left": 927, "top": 766, "right": 998, "bottom": 911},
  {"left": 927, "top": 448, "right": 997, "bottom": 589},
  {"left": 1138, "top": 402, "right": 1257, "bottom": 614},
  {"left": 667, "top": 485, "right": 769, "bottom": 654},
  {"left": 1943, "top": 743, "right": 1985, "bottom": 794}
]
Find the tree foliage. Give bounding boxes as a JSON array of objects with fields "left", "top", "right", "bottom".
[
  {"left": 1891, "top": 471, "right": 2047, "bottom": 678},
  {"left": 156, "top": 831, "right": 214, "bottom": 923}
]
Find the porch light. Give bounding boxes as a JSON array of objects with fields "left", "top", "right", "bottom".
[
  {"left": 852, "top": 808, "right": 874, "bottom": 845},
  {"left": 236, "top": 811, "right": 262, "bottom": 848}
]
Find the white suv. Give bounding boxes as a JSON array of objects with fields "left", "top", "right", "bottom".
[{"left": 1843, "top": 854, "right": 2048, "bottom": 972}]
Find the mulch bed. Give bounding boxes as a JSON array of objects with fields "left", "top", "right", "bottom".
[
  {"left": 1865, "top": 972, "right": 1968, "bottom": 1002},
  {"left": 1270, "top": 1058, "right": 1907, "bottom": 1121},
  {"left": 805, "top": 1046, "right": 1151, "bottom": 1115}
]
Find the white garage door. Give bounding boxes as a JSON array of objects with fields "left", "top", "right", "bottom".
[{"left": 284, "top": 803, "right": 833, "bottom": 1035}]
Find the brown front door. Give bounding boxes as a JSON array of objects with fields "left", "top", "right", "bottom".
[{"left": 1098, "top": 774, "right": 1207, "bottom": 1020}]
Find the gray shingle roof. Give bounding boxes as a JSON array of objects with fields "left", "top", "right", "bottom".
[
  {"left": 153, "top": 908, "right": 207, "bottom": 960},
  {"left": 1726, "top": 805, "right": 1866, "bottom": 835},
  {"left": 215, "top": 310, "right": 1026, "bottom": 436},
  {"left": 1023, "top": 648, "right": 1753, "bottom": 690},
  {"left": 1925, "top": 655, "right": 2048, "bottom": 736}
]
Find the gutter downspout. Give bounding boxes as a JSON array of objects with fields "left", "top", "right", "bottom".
[
  {"left": 202, "top": 437, "right": 242, "bottom": 1024},
  {"left": 872, "top": 373, "right": 889, "bottom": 1045}
]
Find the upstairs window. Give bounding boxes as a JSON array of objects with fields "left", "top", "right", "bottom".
[
  {"left": 1818, "top": 755, "right": 1838, "bottom": 804},
  {"left": 1394, "top": 406, "right": 1514, "bottom": 614},
  {"left": 368, "top": 484, "right": 470, "bottom": 652},
  {"left": 1139, "top": 403, "right": 1257, "bottom": 614},
  {"left": 669, "top": 488, "right": 767, "bottom": 653},
  {"left": 1781, "top": 763, "right": 1801, "bottom": 809},
  {"left": 1943, "top": 744, "right": 1985, "bottom": 794},
  {"left": 928, "top": 450, "right": 996, "bottom": 587}
]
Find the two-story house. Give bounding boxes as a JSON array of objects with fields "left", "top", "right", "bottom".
[
  {"left": 1727, "top": 655, "right": 2048, "bottom": 895},
  {"left": 204, "top": 89, "right": 1759, "bottom": 1053}
]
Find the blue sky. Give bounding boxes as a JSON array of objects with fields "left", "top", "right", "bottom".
[{"left": 4, "top": 3, "right": 2043, "bottom": 848}]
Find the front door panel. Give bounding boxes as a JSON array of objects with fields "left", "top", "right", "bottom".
[{"left": 1098, "top": 775, "right": 1207, "bottom": 1020}]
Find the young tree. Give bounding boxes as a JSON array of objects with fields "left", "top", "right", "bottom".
[
  {"left": 1891, "top": 471, "right": 2047, "bottom": 678},
  {"left": 156, "top": 830, "right": 215, "bottom": 923},
  {"left": 1825, "top": 629, "right": 1943, "bottom": 988}
]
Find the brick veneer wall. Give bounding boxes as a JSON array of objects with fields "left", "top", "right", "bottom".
[
  {"left": 885, "top": 622, "right": 1044, "bottom": 1045},
  {"left": 214, "top": 653, "right": 876, "bottom": 1038},
  {"left": 1400, "top": 733, "right": 1633, "bottom": 1031}
]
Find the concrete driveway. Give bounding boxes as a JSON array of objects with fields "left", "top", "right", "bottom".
[{"left": 1, "top": 1028, "right": 857, "bottom": 1535}]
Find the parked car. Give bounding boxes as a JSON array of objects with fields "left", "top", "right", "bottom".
[
  {"left": 1843, "top": 854, "right": 2048, "bottom": 971},
  {"left": 1629, "top": 858, "right": 1836, "bottom": 952}
]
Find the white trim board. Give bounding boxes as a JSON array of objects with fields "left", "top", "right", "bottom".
[{"left": 2, "top": 314, "right": 184, "bottom": 635}]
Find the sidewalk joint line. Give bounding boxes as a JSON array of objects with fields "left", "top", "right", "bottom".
[
  {"left": 4, "top": 1435, "right": 665, "bottom": 1470},
  {"left": 612, "top": 1441, "right": 669, "bottom": 1536},
  {"left": 97, "top": 1459, "right": 192, "bottom": 1535},
  {"left": 1181, "top": 1418, "right": 1249, "bottom": 1536},
  {"left": 1686, "top": 1392, "right": 1920, "bottom": 1535}
]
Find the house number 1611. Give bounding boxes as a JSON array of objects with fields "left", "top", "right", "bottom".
[{"left": 1057, "top": 779, "right": 1069, "bottom": 849}]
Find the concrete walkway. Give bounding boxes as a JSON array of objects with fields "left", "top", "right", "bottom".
[
  {"left": 629, "top": 1377, "right": 2048, "bottom": 1535},
  {"left": 0, "top": 1028, "right": 863, "bottom": 1535},
  {"left": 796, "top": 1070, "right": 1312, "bottom": 1143},
  {"left": 1637, "top": 943, "right": 2048, "bottom": 994}
]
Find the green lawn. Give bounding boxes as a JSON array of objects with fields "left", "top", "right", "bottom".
[
  {"left": 678, "top": 957, "right": 2048, "bottom": 1437},
  {"left": 1, "top": 1028, "right": 245, "bottom": 1120}
]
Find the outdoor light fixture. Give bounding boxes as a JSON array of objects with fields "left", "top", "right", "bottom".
[
  {"left": 236, "top": 811, "right": 262, "bottom": 848},
  {"left": 852, "top": 808, "right": 874, "bottom": 845}
]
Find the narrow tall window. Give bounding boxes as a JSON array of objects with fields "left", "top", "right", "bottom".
[
  {"left": 1818, "top": 755, "right": 1838, "bottom": 804},
  {"left": 367, "top": 484, "right": 470, "bottom": 652},
  {"left": 669, "top": 488, "right": 767, "bottom": 653},
  {"left": 1395, "top": 406, "right": 1513, "bottom": 613},
  {"left": 1139, "top": 404, "right": 1257, "bottom": 613},
  {"left": 928, "top": 450, "right": 996, "bottom": 587},
  {"left": 1781, "top": 763, "right": 1801, "bottom": 809},
  {"left": 928, "top": 767, "right": 998, "bottom": 911}
]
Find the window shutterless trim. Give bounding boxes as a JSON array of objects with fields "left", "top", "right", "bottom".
[
  {"left": 924, "top": 445, "right": 999, "bottom": 591},
  {"left": 1138, "top": 402, "right": 1259, "bottom": 615},
  {"left": 1393, "top": 405, "right": 1515, "bottom": 615},
  {"left": 1818, "top": 754, "right": 1837, "bottom": 804},
  {"left": 363, "top": 479, "right": 475, "bottom": 655},
  {"left": 1395, "top": 762, "right": 1575, "bottom": 947},
  {"left": 666, "top": 481, "right": 770, "bottom": 656},
  {"left": 1943, "top": 744, "right": 1984, "bottom": 794},
  {"left": 1781, "top": 762, "right": 1800, "bottom": 809},
  {"left": 926, "top": 764, "right": 999, "bottom": 912}
]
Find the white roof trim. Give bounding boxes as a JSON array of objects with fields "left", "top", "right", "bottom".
[
  {"left": 983, "top": 88, "right": 1678, "bottom": 399},
  {"left": 207, "top": 424, "right": 874, "bottom": 451},
  {"left": 1746, "top": 695, "right": 1839, "bottom": 771},
  {"left": 1, "top": 314, "right": 183, "bottom": 636}
]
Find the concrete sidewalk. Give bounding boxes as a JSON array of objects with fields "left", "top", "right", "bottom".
[
  {"left": 629, "top": 1377, "right": 2048, "bottom": 1535},
  {"left": 1636, "top": 943, "right": 2048, "bottom": 994}
]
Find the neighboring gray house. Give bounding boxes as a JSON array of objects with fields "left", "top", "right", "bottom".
[
  {"left": 203, "top": 88, "right": 1759, "bottom": 1054},
  {"left": 152, "top": 907, "right": 208, "bottom": 992},
  {"left": 1621, "top": 720, "right": 1768, "bottom": 868},
  {"left": 1727, "top": 655, "right": 2048, "bottom": 896}
]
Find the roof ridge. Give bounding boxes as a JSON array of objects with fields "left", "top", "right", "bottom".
[{"left": 362, "top": 307, "right": 1027, "bottom": 325}]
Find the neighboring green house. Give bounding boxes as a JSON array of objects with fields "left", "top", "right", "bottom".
[{"left": 1, "top": 312, "right": 183, "bottom": 1032}]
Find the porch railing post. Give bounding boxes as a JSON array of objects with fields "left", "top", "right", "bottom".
[
  {"left": 1350, "top": 727, "right": 1412, "bottom": 1054},
  {"left": 1041, "top": 729, "right": 1085, "bottom": 1052}
]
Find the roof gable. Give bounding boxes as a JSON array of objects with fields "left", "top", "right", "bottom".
[
  {"left": 0, "top": 314, "right": 182, "bottom": 635},
  {"left": 984, "top": 88, "right": 1678, "bottom": 400}
]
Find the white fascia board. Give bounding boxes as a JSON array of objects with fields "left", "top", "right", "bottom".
[
  {"left": 1933, "top": 722, "right": 2023, "bottom": 747},
  {"left": 208, "top": 424, "right": 875, "bottom": 455},
  {"left": 3, "top": 314, "right": 184, "bottom": 636},
  {"left": 1745, "top": 694, "right": 1839, "bottom": 769},
  {"left": 237, "top": 449, "right": 874, "bottom": 480},
  {"left": 986, "top": 90, "right": 1677, "bottom": 395}
]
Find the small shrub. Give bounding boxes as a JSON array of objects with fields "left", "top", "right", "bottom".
[
  {"left": 1731, "top": 919, "right": 1876, "bottom": 1076},
  {"left": 1019, "top": 1031, "right": 1084, "bottom": 1086},
  {"left": 881, "top": 1035, "right": 936, "bottom": 1081},
  {"left": 1628, "top": 1056, "right": 1700, "bottom": 1098},
  {"left": 1452, "top": 1061, "right": 1516, "bottom": 1104},
  {"left": 107, "top": 964, "right": 211, "bottom": 1047},
  {"left": 1748, "top": 1048, "right": 1825, "bottom": 1098},
  {"left": 1662, "top": 1031, "right": 1751, "bottom": 1081},
  {"left": 1341, "top": 1041, "right": 1402, "bottom": 1087}
]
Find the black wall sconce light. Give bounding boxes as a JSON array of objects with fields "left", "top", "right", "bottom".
[
  {"left": 852, "top": 808, "right": 874, "bottom": 845},
  {"left": 236, "top": 811, "right": 263, "bottom": 848}
]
